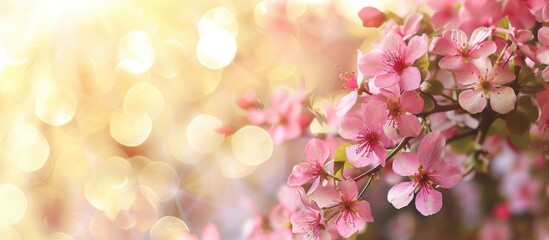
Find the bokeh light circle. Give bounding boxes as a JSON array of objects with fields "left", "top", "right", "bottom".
[
  {"left": 196, "top": 28, "right": 237, "bottom": 69},
  {"left": 110, "top": 109, "right": 152, "bottom": 147},
  {"left": 6, "top": 124, "right": 49, "bottom": 172},
  {"left": 0, "top": 184, "right": 27, "bottom": 225},
  {"left": 231, "top": 126, "right": 273, "bottom": 166},
  {"left": 150, "top": 216, "right": 189, "bottom": 240},
  {"left": 35, "top": 87, "right": 78, "bottom": 126},
  {"left": 0, "top": 225, "right": 21, "bottom": 240},
  {"left": 138, "top": 161, "right": 179, "bottom": 203},
  {"left": 185, "top": 114, "right": 224, "bottom": 154}
]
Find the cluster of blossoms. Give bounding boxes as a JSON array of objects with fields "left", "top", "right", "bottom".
[{"left": 213, "top": 0, "right": 549, "bottom": 239}]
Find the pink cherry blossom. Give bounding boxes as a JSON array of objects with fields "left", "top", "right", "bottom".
[
  {"left": 359, "top": 31, "right": 427, "bottom": 91},
  {"left": 374, "top": 86, "right": 424, "bottom": 137},
  {"left": 358, "top": 7, "right": 385, "bottom": 28},
  {"left": 382, "top": 13, "right": 423, "bottom": 40},
  {"left": 288, "top": 138, "right": 331, "bottom": 193},
  {"left": 247, "top": 88, "right": 313, "bottom": 145},
  {"left": 336, "top": 50, "right": 366, "bottom": 118},
  {"left": 528, "top": 0, "right": 549, "bottom": 22},
  {"left": 455, "top": 58, "right": 517, "bottom": 114},
  {"left": 387, "top": 131, "right": 462, "bottom": 216},
  {"left": 290, "top": 187, "right": 328, "bottom": 240},
  {"left": 338, "top": 101, "right": 391, "bottom": 167},
  {"left": 432, "top": 27, "right": 496, "bottom": 71},
  {"left": 312, "top": 181, "right": 374, "bottom": 238}
]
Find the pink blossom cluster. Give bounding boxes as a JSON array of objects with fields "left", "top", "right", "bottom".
[{"left": 219, "top": 0, "right": 549, "bottom": 239}]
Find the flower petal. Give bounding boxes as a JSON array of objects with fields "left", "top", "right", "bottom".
[
  {"left": 387, "top": 181, "right": 416, "bottom": 209},
  {"left": 336, "top": 91, "right": 358, "bottom": 118},
  {"left": 287, "top": 162, "right": 317, "bottom": 186},
  {"left": 359, "top": 51, "right": 387, "bottom": 76},
  {"left": 469, "top": 27, "right": 492, "bottom": 46},
  {"left": 490, "top": 87, "right": 517, "bottom": 114},
  {"left": 429, "top": 162, "right": 462, "bottom": 188},
  {"left": 439, "top": 55, "right": 466, "bottom": 70},
  {"left": 338, "top": 181, "right": 359, "bottom": 200},
  {"left": 415, "top": 187, "right": 443, "bottom": 216},
  {"left": 311, "top": 185, "right": 339, "bottom": 208},
  {"left": 400, "top": 67, "right": 421, "bottom": 91},
  {"left": 459, "top": 89, "right": 487, "bottom": 114},
  {"left": 374, "top": 73, "right": 400, "bottom": 88},
  {"left": 290, "top": 211, "right": 314, "bottom": 233},
  {"left": 432, "top": 37, "right": 458, "bottom": 56},
  {"left": 305, "top": 138, "right": 330, "bottom": 165},
  {"left": 346, "top": 144, "right": 376, "bottom": 168},
  {"left": 338, "top": 116, "right": 363, "bottom": 140},
  {"left": 538, "top": 26, "right": 549, "bottom": 46},
  {"left": 382, "top": 31, "right": 406, "bottom": 54},
  {"left": 374, "top": 144, "right": 388, "bottom": 167},
  {"left": 354, "top": 201, "right": 374, "bottom": 222},
  {"left": 450, "top": 29, "right": 468, "bottom": 50},
  {"left": 397, "top": 114, "right": 422, "bottom": 137},
  {"left": 492, "top": 68, "right": 516, "bottom": 85},
  {"left": 392, "top": 152, "right": 420, "bottom": 176},
  {"left": 417, "top": 131, "right": 445, "bottom": 170},
  {"left": 364, "top": 101, "right": 388, "bottom": 127},
  {"left": 405, "top": 35, "right": 428, "bottom": 64},
  {"left": 468, "top": 41, "right": 496, "bottom": 59},
  {"left": 336, "top": 211, "right": 364, "bottom": 238},
  {"left": 400, "top": 91, "right": 424, "bottom": 114},
  {"left": 455, "top": 68, "right": 479, "bottom": 86}
]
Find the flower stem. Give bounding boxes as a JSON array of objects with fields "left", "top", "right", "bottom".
[{"left": 358, "top": 175, "right": 374, "bottom": 199}]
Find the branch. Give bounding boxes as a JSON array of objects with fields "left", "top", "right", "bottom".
[{"left": 417, "top": 102, "right": 461, "bottom": 118}]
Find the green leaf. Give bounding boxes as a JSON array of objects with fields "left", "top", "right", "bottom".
[
  {"left": 497, "top": 16, "right": 510, "bottom": 40},
  {"left": 424, "top": 79, "right": 444, "bottom": 95},
  {"left": 509, "top": 132, "right": 531, "bottom": 149},
  {"left": 333, "top": 143, "right": 352, "bottom": 177},
  {"left": 414, "top": 53, "right": 430, "bottom": 80},
  {"left": 518, "top": 66, "right": 536, "bottom": 85},
  {"left": 419, "top": 92, "right": 435, "bottom": 112},
  {"left": 449, "top": 131, "right": 476, "bottom": 154},
  {"left": 505, "top": 109, "right": 530, "bottom": 135},
  {"left": 516, "top": 96, "right": 539, "bottom": 122}
]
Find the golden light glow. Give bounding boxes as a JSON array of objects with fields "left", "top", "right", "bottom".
[
  {"left": 150, "top": 216, "right": 190, "bottom": 240},
  {"left": 0, "top": 225, "right": 21, "bottom": 240},
  {"left": 118, "top": 31, "right": 155, "bottom": 74},
  {"left": 138, "top": 161, "right": 179, "bottom": 203},
  {"left": 5, "top": 123, "right": 49, "bottom": 172},
  {"left": 231, "top": 126, "right": 273, "bottom": 166},
  {"left": 185, "top": 114, "right": 224, "bottom": 154},
  {"left": 109, "top": 109, "right": 152, "bottom": 147},
  {"left": 35, "top": 87, "right": 77, "bottom": 126},
  {"left": 0, "top": 184, "right": 27, "bottom": 225}
]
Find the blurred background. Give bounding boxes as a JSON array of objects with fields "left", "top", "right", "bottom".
[{"left": 4, "top": 0, "right": 538, "bottom": 239}]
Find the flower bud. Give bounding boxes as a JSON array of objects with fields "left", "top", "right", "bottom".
[{"left": 358, "top": 7, "right": 385, "bottom": 28}]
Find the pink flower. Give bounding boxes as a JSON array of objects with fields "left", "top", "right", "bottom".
[
  {"left": 382, "top": 13, "right": 423, "bottom": 40},
  {"left": 374, "top": 86, "right": 424, "bottom": 137},
  {"left": 432, "top": 27, "right": 496, "bottom": 71},
  {"left": 336, "top": 50, "right": 366, "bottom": 118},
  {"left": 387, "top": 131, "right": 462, "bottom": 216},
  {"left": 312, "top": 181, "right": 374, "bottom": 238},
  {"left": 359, "top": 31, "right": 428, "bottom": 91},
  {"left": 248, "top": 88, "right": 313, "bottom": 145},
  {"left": 288, "top": 138, "right": 331, "bottom": 193},
  {"left": 290, "top": 187, "right": 327, "bottom": 240},
  {"left": 528, "top": 0, "right": 549, "bottom": 22},
  {"left": 338, "top": 101, "right": 391, "bottom": 167},
  {"left": 455, "top": 58, "right": 517, "bottom": 114},
  {"left": 358, "top": 7, "right": 385, "bottom": 28}
]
